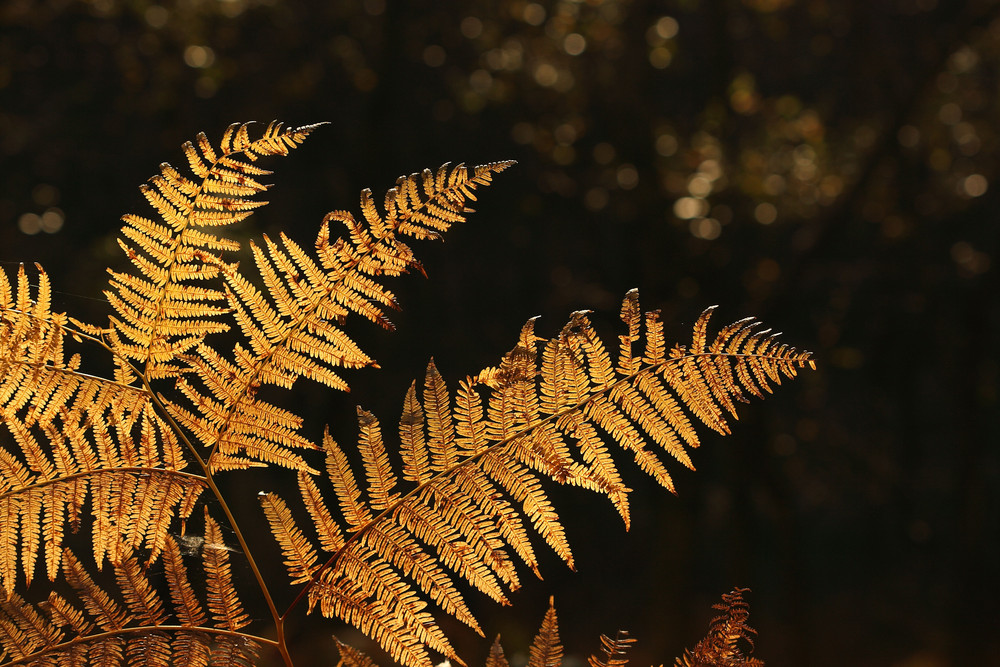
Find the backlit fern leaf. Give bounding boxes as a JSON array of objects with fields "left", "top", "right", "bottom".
[
  {"left": 2, "top": 117, "right": 804, "bottom": 667},
  {"left": 0, "top": 264, "right": 206, "bottom": 595},
  {"left": 673, "top": 588, "right": 764, "bottom": 667},
  {"left": 106, "top": 121, "right": 323, "bottom": 380},
  {"left": 588, "top": 631, "right": 635, "bottom": 667},
  {"left": 159, "top": 160, "right": 514, "bottom": 473},
  {"left": 529, "top": 598, "right": 563, "bottom": 667},
  {"left": 265, "top": 290, "right": 812, "bottom": 667},
  {"left": 0, "top": 518, "right": 260, "bottom": 667}
]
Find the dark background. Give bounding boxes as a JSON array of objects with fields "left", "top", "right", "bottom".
[{"left": 1, "top": 0, "right": 998, "bottom": 665}]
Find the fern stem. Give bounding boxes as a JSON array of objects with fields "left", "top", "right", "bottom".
[
  {"left": 0, "top": 466, "right": 206, "bottom": 503},
  {"left": 144, "top": 383, "right": 295, "bottom": 667}
]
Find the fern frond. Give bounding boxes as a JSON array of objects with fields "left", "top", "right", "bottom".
[
  {"left": 1, "top": 265, "right": 206, "bottom": 592},
  {"left": 0, "top": 410, "right": 206, "bottom": 594},
  {"left": 673, "top": 588, "right": 764, "bottom": 667},
  {"left": 588, "top": 630, "right": 635, "bottom": 667},
  {"left": 270, "top": 290, "right": 810, "bottom": 667},
  {"left": 106, "top": 121, "right": 322, "bottom": 379},
  {"left": 0, "top": 265, "right": 149, "bottom": 429},
  {"left": 485, "top": 636, "right": 510, "bottom": 667},
  {"left": 202, "top": 511, "right": 251, "bottom": 632},
  {"left": 334, "top": 637, "right": 382, "bottom": 667},
  {"left": 156, "top": 161, "right": 512, "bottom": 474},
  {"left": 260, "top": 493, "right": 319, "bottom": 585},
  {"left": 0, "top": 524, "right": 262, "bottom": 667},
  {"left": 528, "top": 598, "right": 563, "bottom": 667},
  {"left": 163, "top": 342, "right": 318, "bottom": 473}
]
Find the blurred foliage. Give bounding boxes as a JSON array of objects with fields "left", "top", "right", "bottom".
[{"left": 1, "top": 1, "right": 998, "bottom": 666}]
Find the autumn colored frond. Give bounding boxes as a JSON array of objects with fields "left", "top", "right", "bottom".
[
  {"left": 0, "top": 527, "right": 261, "bottom": 667},
  {"left": 1, "top": 117, "right": 804, "bottom": 667},
  {"left": 269, "top": 290, "right": 811, "bottom": 667},
  {"left": 588, "top": 631, "right": 636, "bottom": 667},
  {"left": 673, "top": 588, "right": 763, "bottom": 667},
  {"left": 150, "top": 160, "right": 512, "bottom": 473},
  {"left": 106, "top": 121, "right": 322, "bottom": 379},
  {"left": 334, "top": 637, "right": 383, "bottom": 667},
  {"left": 529, "top": 598, "right": 563, "bottom": 667},
  {"left": 0, "top": 262, "right": 206, "bottom": 593}
]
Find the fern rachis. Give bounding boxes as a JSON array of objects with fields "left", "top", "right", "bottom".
[{"left": 0, "top": 121, "right": 812, "bottom": 667}]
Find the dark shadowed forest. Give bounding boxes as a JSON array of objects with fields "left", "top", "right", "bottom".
[{"left": 1, "top": 1, "right": 998, "bottom": 665}]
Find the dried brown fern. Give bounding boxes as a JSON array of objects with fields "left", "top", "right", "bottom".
[
  {"left": 335, "top": 592, "right": 758, "bottom": 667},
  {"left": 674, "top": 589, "right": 763, "bottom": 667},
  {"left": 264, "top": 293, "right": 811, "bottom": 665},
  {"left": 0, "top": 120, "right": 809, "bottom": 667}
]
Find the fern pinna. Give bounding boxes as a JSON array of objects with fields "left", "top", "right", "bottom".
[{"left": 0, "top": 121, "right": 811, "bottom": 667}]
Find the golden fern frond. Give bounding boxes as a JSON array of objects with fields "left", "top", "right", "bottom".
[
  {"left": 0, "top": 264, "right": 150, "bottom": 428},
  {"left": 163, "top": 342, "right": 319, "bottom": 473},
  {"left": 673, "top": 588, "right": 763, "bottom": 667},
  {"left": 268, "top": 290, "right": 810, "bottom": 667},
  {"left": 105, "top": 121, "right": 322, "bottom": 379},
  {"left": 334, "top": 637, "right": 383, "bottom": 667},
  {"left": 202, "top": 510, "right": 251, "bottom": 632},
  {"left": 485, "top": 636, "right": 511, "bottom": 667},
  {"left": 0, "top": 266, "right": 207, "bottom": 595},
  {"left": 156, "top": 161, "right": 512, "bottom": 474},
  {"left": 529, "top": 597, "right": 563, "bottom": 667},
  {"left": 0, "top": 521, "right": 261, "bottom": 667},
  {"left": 588, "top": 630, "right": 635, "bottom": 667}
]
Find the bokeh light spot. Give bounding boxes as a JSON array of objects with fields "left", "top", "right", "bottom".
[
  {"left": 616, "top": 164, "right": 639, "bottom": 189},
  {"left": 962, "top": 173, "right": 988, "bottom": 197},
  {"left": 688, "top": 175, "right": 712, "bottom": 198},
  {"left": 183, "top": 45, "right": 215, "bottom": 68},
  {"left": 654, "top": 16, "right": 679, "bottom": 39},
  {"left": 584, "top": 187, "right": 609, "bottom": 211},
  {"left": 649, "top": 47, "right": 672, "bottom": 69},
  {"left": 17, "top": 213, "right": 41, "bottom": 235},
  {"left": 40, "top": 208, "right": 64, "bottom": 233},
  {"left": 533, "top": 63, "right": 558, "bottom": 86},
  {"left": 757, "top": 258, "right": 780, "bottom": 281},
  {"left": 511, "top": 122, "right": 534, "bottom": 144},
  {"left": 754, "top": 202, "right": 778, "bottom": 224},
  {"left": 460, "top": 16, "right": 483, "bottom": 39},
  {"left": 422, "top": 45, "right": 446, "bottom": 67},
  {"left": 564, "top": 33, "right": 586, "bottom": 56},
  {"left": 593, "top": 142, "right": 615, "bottom": 165},
  {"left": 897, "top": 124, "right": 920, "bottom": 148},
  {"left": 655, "top": 133, "right": 678, "bottom": 157},
  {"left": 938, "top": 102, "right": 962, "bottom": 125},
  {"left": 523, "top": 3, "right": 546, "bottom": 26},
  {"left": 674, "top": 197, "right": 707, "bottom": 219},
  {"left": 144, "top": 5, "right": 168, "bottom": 28},
  {"left": 689, "top": 217, "right": 721, "bottom": 240}
]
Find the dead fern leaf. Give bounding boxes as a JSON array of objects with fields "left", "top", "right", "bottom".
[
  {"left": 268, "top": 290, "right": 812, "bottom": 667},
  {"left": 0, "top": 520, "right": 261, "bottom": 667},
  {"left": 107, "top": 121, "right": 323, "bottom": 380},
  {"left": 529, "top": 597, "right": 563, "bottom": 667},
  {"left": 673, "top": 588, "right": 764, "bottom": 667}
]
